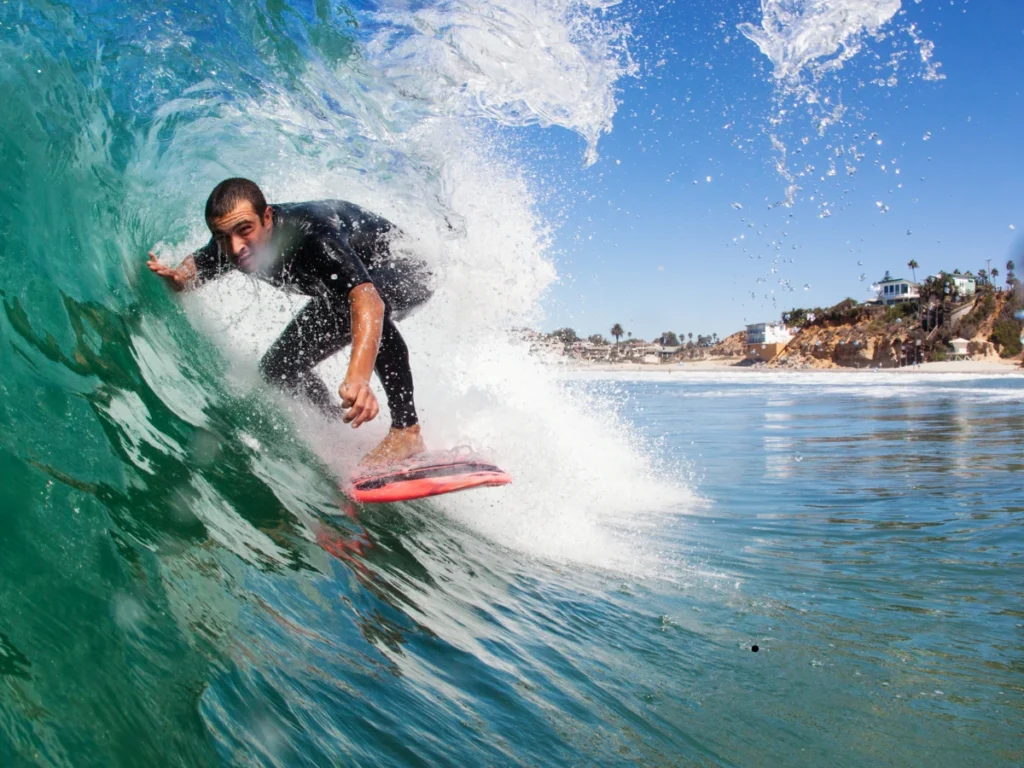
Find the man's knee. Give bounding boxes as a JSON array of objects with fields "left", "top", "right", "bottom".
[{"left": 259, "top": 349, "right": 292, "bottom": 386}]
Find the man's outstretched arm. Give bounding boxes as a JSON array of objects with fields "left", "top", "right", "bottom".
[{"left": 339, "top": 283, "right": 384, "bottom": 428}]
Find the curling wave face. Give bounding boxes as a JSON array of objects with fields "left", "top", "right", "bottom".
[{"left": 0, "top": 1, "right": 689, "bottom": 764}]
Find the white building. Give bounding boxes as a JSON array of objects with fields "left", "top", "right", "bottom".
[
  {"left": 571, "top": 342, "right": 611, "bottom": 361},
  {"left": 876, "top": 276, "right": 920, "bottom": 306},
  {"left": 745, "top": 323, "right": 793, "bottom": 345},
  {"left": 745, "top": 323, "right": 794, "bottom": 362},
  {"left": 949, "top": 338, "right": 970, "bottom": 360},
  {"left": 946, "top": 273, "right": 977, "bottom": 298}
]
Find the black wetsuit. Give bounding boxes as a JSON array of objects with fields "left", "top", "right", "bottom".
[{"left": 192, "top": 200, "right": 431, "bottom": 428}]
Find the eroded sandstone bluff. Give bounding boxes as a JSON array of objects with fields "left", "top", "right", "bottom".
[{"left": 715, "top": 292, "right": 1024, "bottom": 369}]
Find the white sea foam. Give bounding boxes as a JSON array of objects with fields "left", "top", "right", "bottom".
[
  {"left": 565, "top": 369, "right": 1024, "bottom": 405},
  {"left": 368, "top": 0, "right": 635, "bottom": 166}
]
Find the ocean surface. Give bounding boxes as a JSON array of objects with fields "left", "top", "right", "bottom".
[
  {"left": 2, "top": 0, "right": 1022, "bottom": 765},
  {"left": 4, "top": 365, "right": 1024, "bottom": 766}
]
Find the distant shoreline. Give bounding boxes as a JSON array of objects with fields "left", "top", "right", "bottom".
[{"left": 559, "top": 358, "right": 1024, "bottom": 375}]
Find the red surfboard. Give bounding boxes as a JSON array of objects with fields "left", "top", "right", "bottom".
[{"left": 346, "top": 450, "right": 512, "bottom": 504}]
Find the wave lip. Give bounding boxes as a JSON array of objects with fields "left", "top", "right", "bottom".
[{"left": 368, "top": 0, "right": 635, "bottom": 165}]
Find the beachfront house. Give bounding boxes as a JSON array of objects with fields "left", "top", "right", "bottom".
[
  {"left": 876, "top": 276, "right": 920, "bottom": 306},
  {"left": 745, "top": 322, "right": 793, "bottom": 362},
  {"left": 636, "top": 342, "right": 665, "bottom": 364},
  {"left": 573, "top": 342, "right": 611, "bottom": 361},
  {"left": 945, "top": 272, "right": 977, "bottom": 298},
  {"left": 520, "top": 329, "right": 567, "bottom": 358}
]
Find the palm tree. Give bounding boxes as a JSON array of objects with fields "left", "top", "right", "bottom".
[
  {"left": 688, "top": 332, "right": 693, "bottom": 343},
  {"left": 907, "top": 259, "right": 919, "bottom": 282},
  {"left": 610, "top": 323, "right": 624, "bottom": 348}
]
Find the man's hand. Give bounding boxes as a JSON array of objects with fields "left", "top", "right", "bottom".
[
  {"left": 339, "top": 379, "right": 380, "bottom": 427},
  {"left": 146, "top": 251, "right": 195, "bottom": 292},
  {"left": 340, "top": 284, "right": 384, "bottom": 428}
]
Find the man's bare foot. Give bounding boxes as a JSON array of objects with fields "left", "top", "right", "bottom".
[{"left": 359, "top": 425, "right": 426, "bottom": 468}]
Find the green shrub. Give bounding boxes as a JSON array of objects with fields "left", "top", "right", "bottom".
[
  {"left": 884, "top": 302, "right": 917, "bottom": 323},
  {"left": 990, "top": 320, "right": 1023, "bottom": 358}
]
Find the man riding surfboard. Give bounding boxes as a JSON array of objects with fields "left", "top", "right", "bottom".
[{"left": 147, "top": 178, "right": 430, "bottom": 467}]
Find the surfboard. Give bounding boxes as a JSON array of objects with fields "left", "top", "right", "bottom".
[{"left": 347, "top": 450, "right": 512, "bottom": 504}]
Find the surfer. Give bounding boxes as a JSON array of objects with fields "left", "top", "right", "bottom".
[{"left": 146, "top": 178, "right": 431, "bottom": 466}]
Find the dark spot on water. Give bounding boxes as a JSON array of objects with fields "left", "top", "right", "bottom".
[
  {"left": 751, "top": 645, "right": 759, "bottom": 652},
  {"left": 0, "top": 633, "right": 32, "bottom": 679}
]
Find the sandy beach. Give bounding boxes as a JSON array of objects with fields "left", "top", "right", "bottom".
[{"left": 567, "top": 358, "right": 1024, "bottom": 374}]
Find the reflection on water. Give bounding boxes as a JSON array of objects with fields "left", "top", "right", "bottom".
[{"left": 610, "top": 372, "right": 1024, "bottom": 766}]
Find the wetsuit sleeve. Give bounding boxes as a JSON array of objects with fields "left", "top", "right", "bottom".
[
  {"left": 319, "top": 235, "right": 374, "bottom": 298},
  {"left": 191, "top": 239, "right": 231, "bottom": 284}
]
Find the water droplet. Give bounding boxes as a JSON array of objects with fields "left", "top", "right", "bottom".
[
  {"left": 331, "top": 273, "right": 338, "bottom": 280},
  {"left": 731, "top": 202, "right": 743, "bottom": 210},
  {"left": 922, "top": 131, "right": 932, "bottom": 141},
  {"left": 803, "top": 284, "right": 810, "bottom": 291}
]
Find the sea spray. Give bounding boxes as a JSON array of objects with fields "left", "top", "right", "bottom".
[
  {"left": 149, "top": 1, "right": 688, "bottom": 569},
  {"left": 368, "top": 0, "right": 636, "bottom": 167},
  {"left": 737, "top": 0, "right": 944, "bottom": 203}
]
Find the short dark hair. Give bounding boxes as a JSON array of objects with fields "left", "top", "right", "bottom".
[{"left": 205, "top": 178, "right": 268, "bottom": 221}]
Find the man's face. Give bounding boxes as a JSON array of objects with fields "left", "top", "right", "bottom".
[{"left": 208, "top": 202, "right": 273, "bottom": 273}]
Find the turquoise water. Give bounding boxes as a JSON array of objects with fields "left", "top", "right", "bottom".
[
  {"left": 2, "top": 0, "right": 1023, "bottom": 764},
  {"left": 4, "top": 363, "right": 1024, "bottom": 765}
]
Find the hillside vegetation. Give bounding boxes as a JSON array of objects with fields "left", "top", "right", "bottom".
[{"left": 767, "top": 289, "right": 1023, "bottom": 369}]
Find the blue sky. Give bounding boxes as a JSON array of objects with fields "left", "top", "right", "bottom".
[{"left": 521, "top": 0, "right": 1024, "bottom": 342}]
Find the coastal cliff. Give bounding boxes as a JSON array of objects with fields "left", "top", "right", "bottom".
[
  {"left": 765, "top": 292, "right": 1023, "bottom": 369},
  {"left": 708, "top": 331, "right": 747, "bottom": 359}
]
